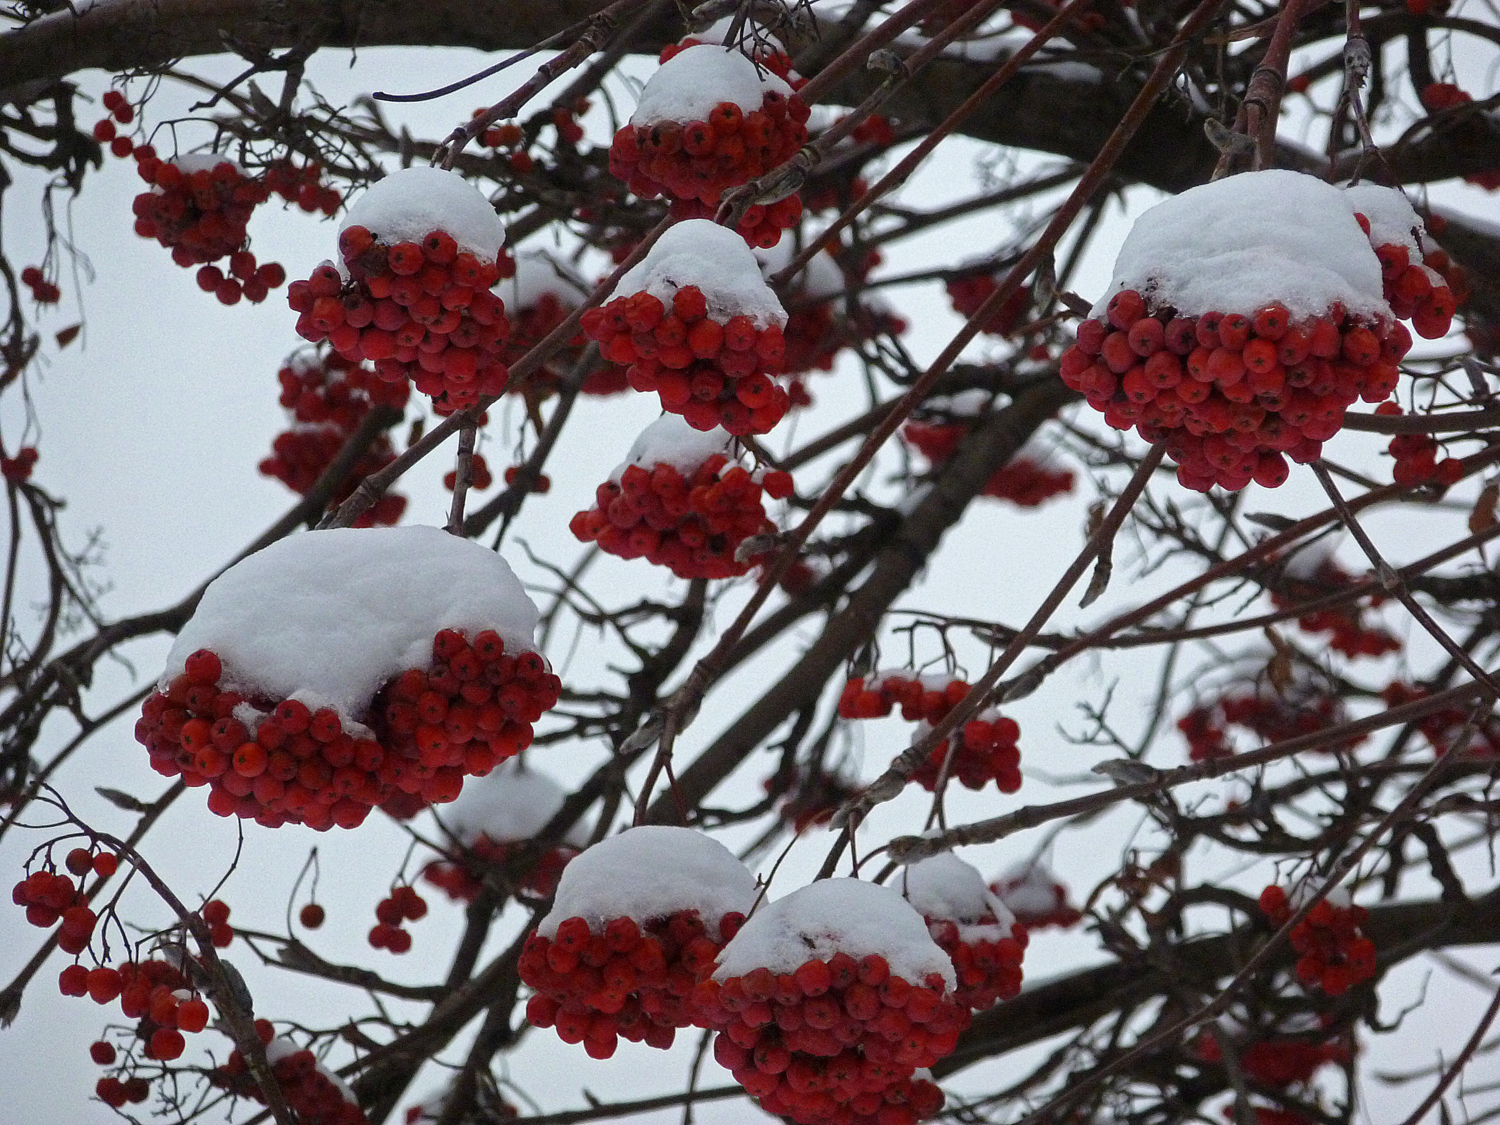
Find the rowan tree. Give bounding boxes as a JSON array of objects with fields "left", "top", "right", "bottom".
[{"left": 3, "top": 1, "right": 1500, "bottom": 1125}]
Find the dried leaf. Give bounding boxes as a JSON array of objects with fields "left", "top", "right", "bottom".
[
  {"left": 1080, "top": 554, "right": 1112, "bottom": 608},
  {"left": 1263, "top": 627, "right": 1293, "bottom": 692},
  {"left": 1469, "top": 482, "right": 1498, "bottom": 536},
  {"left": 1247, "top": 511, "right": 1297, "bottom": 531},
  {"left": 95, "top": 787, "right": 148, "bottom": 812},
  {"left": 54, "top": 324, "right": 80, "bottom": 348}
]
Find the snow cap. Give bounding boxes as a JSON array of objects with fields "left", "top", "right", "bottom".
[
  {"left": 1341, "top": 183, "right": 1425, "bottom": 257},
  {"left": 265, "top": 1038, "right": 356, "bottom": 1104},
  {"left": 436, "top": 759, "right": 586, "bottom": 848},
  {"left": 1094, "top": 170, "right": 1389, "bottom": 321},
  {"left": 902, "top": 853, "right": 1014, "bottom": 928},
  {"left": 340, "top": 166, "right": 506, "bottom": 261},
  {"left": 617, "top": 219, "right": 787, "bottom": 329},
  {"left": 631, "top": 44, "right": 791, "bottom": 128},
  {"left": 992, "top": 862, "right": 1066, "bottom": 916},
  {"left": 537, "top": 825, "right": 759, "bottom": 936},
  {"left": 502, "top": 250, "right": 588, "bottom": 311},
  {"left": 163, "top": 527, "right": 541, "bottom": 724},
  {"left": 714, "top": 878, "right": 956, "bottom": 988},
  {"left": 609, "top": 414, "right": 736, "bottom": 483}
]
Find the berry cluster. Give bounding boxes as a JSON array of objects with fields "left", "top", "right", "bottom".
[
  {"left": 1062, "top": 290, "right": 1407, "bottom": 491},
  {"left": 503, "top": 288, "right": 628, "bottom": 395},
  {"left": 12, "top": 869, "right": 94, "bottom": 952},
  {"left": 424, "top": 835, "right": 577, "bottom": 902},
  {"left": 130, "top": 153, "right": 274, "bottom": 275},
  {"left": 693, "top": 952, "right": 966, "bottom": 1125},
  {"left": 202, "top": 897, "right": 236, "bottom": 946},
  {"left": 216, "top": 1023, "right": 369, "bottom": 1125},
  {"left": 444, "top": 452, "right": 493, "bottom": 492},
  {"left": 67, "top": 954, "right": 209, "bottom": 1077},
  {"left": 903, "top": 420, "right": 1074, "bottom": 507},
  {"left": 780, "top": 295, "right": 903, "bottom": 377},
  {"left": 266, "top": 160, "right": 343, "bottom": 217},
  {"left": 134, "top": 630, "right": 560, "bottom": 829},
  {"left": 369, "top": 885, "right": 426, "bottom": 953},
  {"left": 195, "top": 250, "right": 287, "bottom": 306},
  {"left": 571, "top": 454, "right": 790, "bottom": 580},
  {"left": 944, "top": 271, "right": 1030, "bottom": 337},
  {"left": 94, "top": 1073, "right": 152, "bottom": 1108},
  {"left": 20, "top": 266, "right": 60, "bottom": 304},
  {"left": 92, "top": 90, "right": 137, "bottom": 159},
  {"left": 765, "top": 766, "right": 862, "bottom": 834},
  {"left": 838, "top": 673, "right": 1024, "bottom": 794},
  {"left": 580, "top": 285, "right": 790, "bottom": 434},
  {"left": 0, "top": 446, "right": 38, "bottom": 483},
  {"left": 504, "top": 465, "right": 551, "bottom": 493},
  {"left": 1194, "top": 1031, "right": 1349, "bottom": 1088},
  {"left": 1381, "top": 682, "right": 1500, "bottom": 757},
  {"left": 289, "top": 222, "right": 511, "bottom": 414},
  {"left": 259, "top": 351, "right": 409, "bottom": 526},
  {"left": 1269, "top": 555, "right": 1399, "bottom": 659},
  {"left": 522, "top": 909, "right": 746, "bottom": 1057},
  {"left": 1355, "top": 214, "right": 1462, "bottom": 340},
  {"left": 923, "top": 915, "right": 1027, "bottom": 1012},
  {"left": 1259, "top": 887, "right": 1377, "bottom": 995},
  {"left": 668, "top": 193, "right": 806, "bottom": 251},
  {"left": 1376, "top": 402, "right": 1465, "bottom": 487},
  {"left": 1177, "top": 688, "right": 1361, "bottom": 763}
]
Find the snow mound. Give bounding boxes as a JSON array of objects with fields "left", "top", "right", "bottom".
[
  {"left": 617, "top": 219, "right": 786, "bottom": 329},
  {"left": 991, "top": 862, "right": 1068, "bottom": 916},
  {"left": 173, "top": 153, "right": 243, "bottom": 175},
  {"left": 436, "top": 759, "right": 585, "bottom": 847},
  {"left": 902, "top": 854, "right": 1014, "bottom": 928},
  {"left": 265, "top": 1037, "right": 356, "bottom": 1104},
  {"left": 537, "top": 825, "right": 759, "bottom": 936},
  {"left": 340, "top": 166, "right": 506, "bottom": 261},
  {"left": 163, "top": 527, "right": 540, "bottom": 724},
  {"left": 1342, "top": 183, "right": 1424, "bottom": 256},
  {"left": 631, "top": 44, "right": 791, "bottom": 128},
  {"left": 609, "top": 414, "right": 736, "bottom": 483},
  {"left": 1094, "top": 170, "right": 1388, "bottom": 321},
  {"left": 715, "top": 878, "right": 956, "bottom": 988}
]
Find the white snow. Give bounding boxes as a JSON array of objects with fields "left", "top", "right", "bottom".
[
  {"left": 172, "top": 153, "right": 244, "bottom": 175},
  {"left": 631, "top": 44, "right": 791, "bottom": 128},
  {"left": 617, "top": 220, "right": 787, "bottom": 329},
  {"left": 435, "top": 759, "right": 586, "bottom": 847},
  {"left": 265, "top": 1037, "right": 356, "bottom": 1104},
  {"left": 537, "top": 826, "right": 759, "bottom": 936},
  {"left": 922, "top": 390, "right": 994, "bottom": 419},
  {"left": 714, "top": 878, "right": 956, "bottom": 988},
  {"left": 501, "top": 250, "right": 588, "bottom": 311},
  {"left": 1342, "top": 183, "right": 1424, "bottom": 256},
  {"left": 340, "top": 166, "right": 506, "bottom": 261},
  {"left": 901, "top": 853, "right": 1015, "bottom": 929},
  {"left": 1093, "top": 170, "right": 1389, "bottom": 321},
  {"left": 162, "top": 527, "right": 541, "bottom": 724},
  {"left": 609, "top": 414, "right": 737, "bottom": 483}
]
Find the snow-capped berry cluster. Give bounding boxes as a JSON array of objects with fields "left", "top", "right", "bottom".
[
  {"left": 134, "top": 528, "right": 554, "bottom": 828},
  {"left": 765, "top": 765, "right": 862, "bottom": 834},
  {"left": 610, "top": 45, "right": 810, "bottom": 248},
  {"left": 1345, "top": 184, "right": 1465, "bottom": 339},
  {"left": 1194, "top": 1029, "right": 1349, "bottom": 1089},
  {"left": 1259, "top": 886, "right": 1377, "bottom": 996},
  {"left": 92, "top": 89, "right": 137, "bottom": 159},
  {"left": 215, "top": 1024, "right": 368, "bottom": 1125},
  {"left": 369, "top": 885, "right": 426, "bottom": 953},
  {"left": 581, "top": 221, "right": 790, "bottom": 434},
  {"left": 1381, "top": 681, "right": 1500, "bottom": 758},
  {"left": 20, "top": 266, "right": 60, "bottom": 304},
  {"left": 259, "top": 350, "right": 409, "bottom": 527},
  {"left": 288, "top": 167, "right": 512, "bottom": 414},
  {"left": 1177, "top": 686, "right": 1361, "bottom": 763},
  {"left": 989, "top": 863, "right": 1083, "bottom": 929},
  {"left": 944, "top": 269, "right": 1030, "bottom": 337},
  {"left": 1270, "top": 551, "right": 1399, "bottom": 659},
  {"left": 131, "top": 153, "right": 278, "bottom": 284},
  {"left": 521, "top": 827, "right": 759, "bottom": 1058},
  {"left": 694, "top": 879, "right": 965, "bottom": 1125},
  {"left": 1070, "top": 171, "right": 1411, "bottom": 491},
  {"left": 266, "top": 159, "right": 343, "bottom": 217},
  {"left": 903, "top": 856, "right": 1028, "bottom": 1012},
  {"left": 1, "top": 446, "right": 38, "bottom": 483},
  {"left": 757, "top": 243, "right": 906, "bottom": 377},
  {"left": 12, "top": 869, "right": 94, "bottom": 952},
  {"left": 838, "top": 672, "right": 1024, "bottom": 793},
  {"left": 424, "top": 760, "right": 583, "bottom": 902},
  {"left": 570, "top": 416, "right": 791, "bottom": 579},
  {"left": 903, "top": 403, "right": 1074, "bottom": 508}
]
